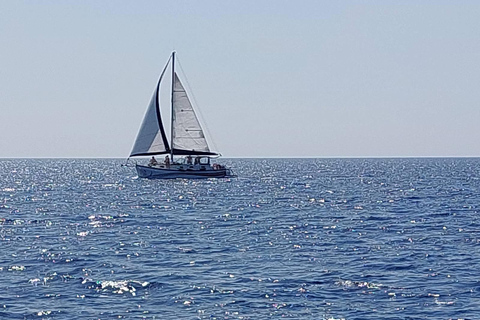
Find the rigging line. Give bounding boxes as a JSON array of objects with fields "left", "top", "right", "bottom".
[{"left": 176, "top": 56, "right": 220, "bottom": 154}]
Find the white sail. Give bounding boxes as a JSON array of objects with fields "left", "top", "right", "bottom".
[
  {"left": 130, "top": 64, "right": 170, "bottom": 157},
  {"left": 171, "top": 72, "right": 213, "bottom": 155}
]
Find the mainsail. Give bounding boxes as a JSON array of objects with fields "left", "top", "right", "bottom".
[
  {"left": 171, "top": 73, "right": 217, "bottom": 156},
  {"left": 130, "top": 59, "right": 171, "bottom": 157}
]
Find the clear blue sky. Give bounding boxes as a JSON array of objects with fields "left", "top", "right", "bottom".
[{"left": 1, "top": 0, "right": 479, "bottom": 158}]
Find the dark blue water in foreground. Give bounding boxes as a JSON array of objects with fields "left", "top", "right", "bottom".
[{"left": 1, "top": 158, "right": 479, "bottom": 319}]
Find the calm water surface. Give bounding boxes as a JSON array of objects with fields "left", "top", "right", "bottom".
[{"left": 0, "top": 158, "right": 479, "bottom": 319}]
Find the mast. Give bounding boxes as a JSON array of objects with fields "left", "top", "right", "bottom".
[{"left": 170, "top": 51, "right": 175, "bottom": 162}]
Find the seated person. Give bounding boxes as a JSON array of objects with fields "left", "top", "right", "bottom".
[{"left": 149, "top": 156, "right": 158, "bottom": 166}]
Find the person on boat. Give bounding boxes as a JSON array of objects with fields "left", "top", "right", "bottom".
[
  {"left": 186, "top": 155, "right": 193, "bottom": 165},
  {"left": 149, "top": 156, "right": 158, "bottom": 166},
  {"left": 164, "top": 155, "right": 170, "bottom": 168},
  {"left": 194, "top": 156, "right": 200, "bottom": 165}
]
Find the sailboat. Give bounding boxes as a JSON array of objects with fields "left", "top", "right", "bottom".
[{"left": 128, "top": 52, "right": 234, "bottom": 179}]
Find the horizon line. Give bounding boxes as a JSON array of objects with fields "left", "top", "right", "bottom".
[{"left": 1, "top": 156, "right": 480, "bottom": 160}]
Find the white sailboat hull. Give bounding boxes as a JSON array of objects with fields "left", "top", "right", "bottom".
[{"left": 135, "top": 164, "right": 233, "bottom": 179}]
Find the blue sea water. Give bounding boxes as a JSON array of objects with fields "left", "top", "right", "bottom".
[{"left": 0, "top": 158, "right": 479, "bottom": 319}]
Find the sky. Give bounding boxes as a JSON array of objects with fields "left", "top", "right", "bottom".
[{"left": 1, "top": 0, "right": 480, "bottom": 158}]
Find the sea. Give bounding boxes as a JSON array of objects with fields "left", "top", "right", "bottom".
[{"left": 0, "top": 158, "right": 479, "bottom": 319}]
